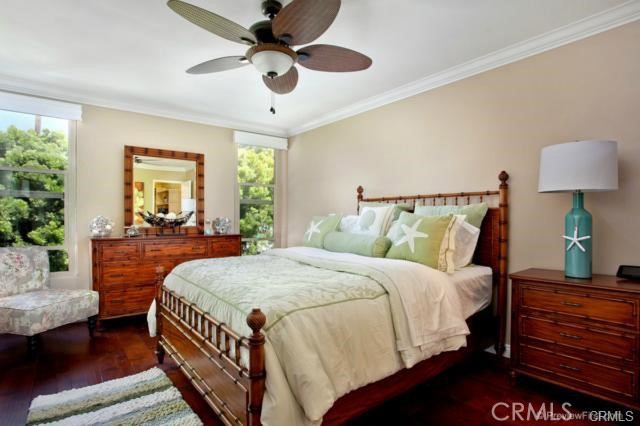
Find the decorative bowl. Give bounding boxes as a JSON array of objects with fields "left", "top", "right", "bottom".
[{"left": 137, "top": 211, "right": 194, "bottom": 229}]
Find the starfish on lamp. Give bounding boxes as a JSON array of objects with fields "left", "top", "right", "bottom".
[{"left": 562, "top": 225, "right": 591, "bottom": 252}]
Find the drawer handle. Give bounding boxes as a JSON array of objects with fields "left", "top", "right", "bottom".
[
  {"left": 109, "top": 273, "right": 126, "bottom": 278},
  {"left": 561, "top": 301, "right": 583, "bottom": 308},
  {"left": 110, "top": 300, "right": 124, "bottom": 305},
  {"left": 559, "top": 364, "right": 581, "bottom": 372},
  {"left": 148, "top": 249, "right": 162, "bottom": 252},
  {"left": 559, "top": 332, "right": 582, "bottom": 340}
]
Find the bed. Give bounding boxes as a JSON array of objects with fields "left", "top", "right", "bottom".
[{"left": 152, "top": 171, "right": 509, "bottom": 425}]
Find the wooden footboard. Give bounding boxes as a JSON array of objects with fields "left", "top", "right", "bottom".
[{"left": 154, "top": 269, "right": 266, "bottom": 426}]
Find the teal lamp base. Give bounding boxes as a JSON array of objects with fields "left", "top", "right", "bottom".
[{"left": 564, "top": 191, "right": 592, "bottom": 279}]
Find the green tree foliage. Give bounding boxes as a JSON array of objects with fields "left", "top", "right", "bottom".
[
  {"left": 0, "top": 125, "right": 69, "bottom": 271},
  {"left": 237, "top": 146, "right": 274, "bottom": 255}
]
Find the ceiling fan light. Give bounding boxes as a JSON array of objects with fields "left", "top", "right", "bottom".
[{"left": 251, "top": 50, "right": 293, "bottom": 77}]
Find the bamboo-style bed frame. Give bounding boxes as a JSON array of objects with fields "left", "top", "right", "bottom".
[{"left": 154, "top": 171, "right": 509, "bottom": 425}]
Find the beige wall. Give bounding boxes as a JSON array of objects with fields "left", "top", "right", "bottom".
[
  {"left": 288, "top": 22, "right": 640, "bottom": 281},
  {"left": 57, "top": 105, "right": 237, "bottom": 290}
]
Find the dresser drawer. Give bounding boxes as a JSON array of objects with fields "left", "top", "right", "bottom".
[
  {"left": 98, "top": 242, "right": 140, "bottom": 262},
  {"left": 143, "top": 241, "right": 207, "bottom": 259},
  {"left": 209, "top": 238, "right": 240, "bottom": 257},
  {"left": 520, "top": 344, "right": 636, "bottom": 399},
  {"left": 102, "top": 286, "right": 155, "bottom": 317},
  {"left": 521, "top": 285, "right": 637, "bottom": 327},
  {"left": 101, "top": 262, "right": 173, "bottom": 290},
  {"left": 521, "top": 315, "right": 637, "bottom": 362}
]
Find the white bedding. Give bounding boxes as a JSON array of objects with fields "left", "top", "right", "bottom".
[
  {"left": 451, "top": 265, "right": 493, "bottom": 318},
  {"left": 148, "top": 247, "right": 491, "bottom": 425}
]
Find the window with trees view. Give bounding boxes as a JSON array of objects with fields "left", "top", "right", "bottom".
[
  {"left": 238, "top": 145, "right": 275, "bottom": 255},
  {"left": 0, "top": 109, "right": 72, "bottom": 272}
]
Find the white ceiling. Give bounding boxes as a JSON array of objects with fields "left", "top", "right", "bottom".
[{"left": 0, "top": 0, "right": 635, "bottom": 136}]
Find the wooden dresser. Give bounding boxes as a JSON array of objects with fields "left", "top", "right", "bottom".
[
  {"left": 91, "top": 234, "right": 241, "bottom": 322},
  {"left": 510, "top": 268, "right": 640, "bottom": 409}
]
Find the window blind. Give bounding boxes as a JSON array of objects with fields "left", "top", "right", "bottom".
[
  {"left": 233, "top": 130, "right": 287, "bottom": 150},
  {"left": 0, "top": 91, "right": 82, "bottom": 121}
]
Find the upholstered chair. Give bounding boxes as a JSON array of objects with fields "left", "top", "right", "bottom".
[{"left": 0, "top": 247, "right": 99, "bottom": 352}]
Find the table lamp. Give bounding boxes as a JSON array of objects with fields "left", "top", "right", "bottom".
[
  {"left": 181, "top": 198, "right": 196, "bottom": 226},
  {"left": 538, "top": 140, "right": 618, "bottom": 278}
]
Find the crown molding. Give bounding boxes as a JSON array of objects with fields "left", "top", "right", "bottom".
[
  {"left": 288, "top": 1, "right": 640, "bottom": 136},
  {"left": 1, "top": 2, "right": 638, "bottom": 138},
  {"left": 0, "top": 74, "right": 288, "bottom": 137}
]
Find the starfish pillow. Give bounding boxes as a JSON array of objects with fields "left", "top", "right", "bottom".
[
  {"left": 386, "top": 212, "right": 454, "bottom": 269},
  {"left": 303, "top": 214, "right": 342, "bottom": 248}
]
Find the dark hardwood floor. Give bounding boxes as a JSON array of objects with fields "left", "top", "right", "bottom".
[{"left": 0, "top": 318, "right": 633, "bottom": 426}]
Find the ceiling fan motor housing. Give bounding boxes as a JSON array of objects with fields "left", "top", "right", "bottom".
[{"left": 261, "top": 0, "right": 282, "bottom": 19}]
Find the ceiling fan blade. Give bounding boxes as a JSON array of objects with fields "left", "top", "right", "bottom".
[
  {"left": 272, "top": 0, "right": 340, "bottom": 46},
  {"left": 263, "top": 67, "right": 299, "bottom": 94},
  {"left": 186, "top": 56, "right": 249, "bottom": 74},
  {"left": 297, "top": 44, "right": 372, "bottom": 72},
  {"left": 167, "top": 0, "right": 256, "bottom": 45}
]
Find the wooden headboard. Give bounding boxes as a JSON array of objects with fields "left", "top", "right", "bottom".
[{"left": 356, "top": 171, "right": 509, "bottom": 356}]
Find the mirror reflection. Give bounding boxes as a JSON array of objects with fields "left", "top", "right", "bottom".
[{"left": 132, "top": 155, "right": 197, "bottom": 226}]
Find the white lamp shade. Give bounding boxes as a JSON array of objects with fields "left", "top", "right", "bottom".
[
  {"left": 181, "top": 198, "right": 195, "bottom": 212},
  {"left": 181, "top": 198, "right": 196, "bottom": 225},
  {"left": 538, "top": 140, "right": 618, "bottom": 192},
  {"left": 251, "top": 50, "right": 293, "bottom": 77}
]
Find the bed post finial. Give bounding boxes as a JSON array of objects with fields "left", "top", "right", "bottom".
[
  {"left": 247, "top": 308, "right": 266, "bottom": 334},
  {"left": 247, "top": 308, "right": 266, "bottom": 426},
  {"left": 499, "top": 171, "right": 509, "bottom": 186},
  {"left": 357, "top": 186, "right": 364, "bottom": 214}
]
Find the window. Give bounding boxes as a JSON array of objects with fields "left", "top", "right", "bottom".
[
  {"left": 0, "top": 109, "right": 73, "bottom": 272},
  {"left": 237, "top": 145, "right": 275, "bottom": 255}
]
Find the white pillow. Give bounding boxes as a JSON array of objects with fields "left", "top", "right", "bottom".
[
  {"left": 353, "top": 205, "right": 395, "bottom": 236},
  {"left": 453, "top": 221, "right": 481, "bottom": 269},
  {"left": 438, "top": 215, "right": 466, "bottom": 274},
  {"left": 340, "top": 215, "right": 359, "bottom": 233},
  {"left": 385, "top": 220, "right": 399, "bottom": 238}
]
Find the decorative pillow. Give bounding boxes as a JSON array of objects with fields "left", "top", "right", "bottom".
[
  {"left": 438, "top": 215, "right": 466, "bottom": 274},
  {"left": 386, "top": 212, "right": 454, "bottom": 269},
  {"left": 353, "top": 205, "right": 394, "bottom": 236},
  {"left": 414, "top": 202, "right": 489, "bottom": 228},
  {"left": 0, "top": 247, "right": 50, "bottom": 297},
  {"left": 360, "top": 202, "right": 412, "bottom": 221},
  {"left": 339, "top": 215, "right": 359, "bottom": 233},
  {"left": 453, "top": 221, "right": 481, "bottom": 269},
  {"left": 385, "top": 220, "right": 399, "bottom": 239},
  {"left": 323, "top": 232, "right": 392, "bottom": 258},
  {"left": 303, "top": 214, "right": 342, "bottom": 248}
]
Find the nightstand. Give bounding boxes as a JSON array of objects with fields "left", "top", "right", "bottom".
[{"left": 510, "top": 268, "right": 640, "bottom": 409}]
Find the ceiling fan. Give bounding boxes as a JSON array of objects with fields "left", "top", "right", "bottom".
[{"left": 167, "top": 0, "right": 372, "bottom": 97}]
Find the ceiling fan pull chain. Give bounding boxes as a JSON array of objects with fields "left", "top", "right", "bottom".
[{"left": 270, "top": 91, "right": 276, "bottom": 114}]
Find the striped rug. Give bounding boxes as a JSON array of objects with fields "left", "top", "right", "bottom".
[{"left": 27, "top": 367, "right": 202, "bottom": 425}]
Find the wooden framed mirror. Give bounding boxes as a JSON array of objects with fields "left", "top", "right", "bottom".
[{"left": 124, "top": 146, "right": 204, "bottom": 234}]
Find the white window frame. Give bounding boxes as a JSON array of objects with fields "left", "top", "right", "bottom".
[
  {"left": 0, "top": 113, "right": 78, "bottom": 279},
  {"left": 235, "top": 144, "right": 277, "bottom": 253}
]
